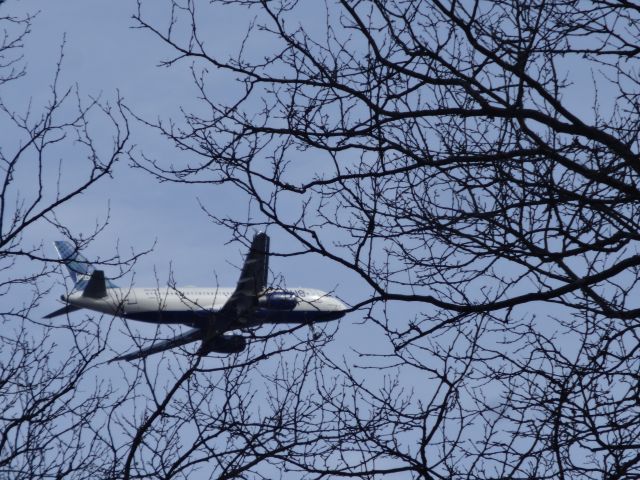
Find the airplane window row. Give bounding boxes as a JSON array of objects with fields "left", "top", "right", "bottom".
[
  {"left": 142, "top": 290, "right": 232, "bottom": 297},
  {"left": 168, "top": 291, "right": 231, "bottom": 296}
]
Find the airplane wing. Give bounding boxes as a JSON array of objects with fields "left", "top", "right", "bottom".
[
  {"left": 44, "top": 304, "right": 82, "bottom": 319},
  {"left": 219, "top": 232, "right": 269, "bottom": 324},
  {"left": 110, "top": 233, "right": 269, "bottom": 361},
  {"left": 109, "top": 328, "right": 204, "bottom": 362}
]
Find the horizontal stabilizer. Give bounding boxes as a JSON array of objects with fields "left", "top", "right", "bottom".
[
  {"left": 83, "top": 270, "right": 107, "bottom": 298},
  {"left": 43, "top": 304, "right": 81, "bottom": 319}
]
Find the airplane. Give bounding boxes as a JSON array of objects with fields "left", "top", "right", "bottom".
[{"left": 44, "top": 233, "right": 347, "bottom": 361}]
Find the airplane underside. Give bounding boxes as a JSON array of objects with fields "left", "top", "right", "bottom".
[{"left": 122, "top": 308, "right": 345, "bottom": 327}]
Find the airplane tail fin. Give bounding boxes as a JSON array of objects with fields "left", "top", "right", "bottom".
[{"left": 54, "top": 240, "right": 118, "bottom": 291}]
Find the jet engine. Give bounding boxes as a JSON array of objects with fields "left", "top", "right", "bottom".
[
  {"left": 199, "top": 334, "right": 247, "bottom": 355},
  {"left": 258, "top": 290, "right": 297, "bottom": 310}
]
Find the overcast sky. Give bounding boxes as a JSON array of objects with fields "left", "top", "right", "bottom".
[
  {"left": 1, "top": 0, "right": 391, "bottom": 398},
  {"left": 4, "top": 1, "right": 618, "bottom": 477},
  {"left": 4, "top": 0, "right": 597, "bottom": 380},
  {"left": 6, "top": 0, "right": 362, "bottom": 294}
]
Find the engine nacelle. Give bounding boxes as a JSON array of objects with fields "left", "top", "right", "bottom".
[
  {"left": 258, "top": 290, "right": 297, "bottom": 310},
  {"left": 199, "top": 334, "right": 247, "bottom": 355}
]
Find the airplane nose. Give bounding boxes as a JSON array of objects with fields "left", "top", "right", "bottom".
[
  {"left": 333, "top": 298, "right": 348, "bottom": 312},
  {"left": 60, "top": 294, "right": 68, "bottom": 302},
  {"left": 332, "top": 299, "right": 348, "bottom": 320}
]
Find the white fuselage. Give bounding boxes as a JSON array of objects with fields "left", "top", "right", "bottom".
[{"left": 65, "top": 286, "right": 346, "bottom": 329}]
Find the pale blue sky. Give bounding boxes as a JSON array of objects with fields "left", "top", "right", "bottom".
[
  {"left": 3, "top": 1, "right": 610, "bottom": 477},
  {"left": 3, "top": 0, "right": 380, "bottom": 403},
  {"left": 7, "top": 0, "right": 365, "bottom": 295}
]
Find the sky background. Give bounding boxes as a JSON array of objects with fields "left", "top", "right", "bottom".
[
  {"left": 2, "top": 0, "right": 587, "bottom": 386},
  {"left": 2, "top": 0, "right": 602, "bottom": 383},
  {"left": 1, "top": 0, "right": 398, "bottom": 412},
  {"left": 2, "top": 1, "right": 610, "bottom": 477},
  {"left": 1, "top": 5, "right": 385, "bottom": 475},
  {"left": 7, "top": 0, "right": 367, "bottom": 303},
  {"left": 5, "top": 0, "right": 596, "bottom": 325}
]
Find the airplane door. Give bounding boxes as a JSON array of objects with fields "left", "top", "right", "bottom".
[{"left": 126, "top": 290, "right": 137, "bottom": 305}]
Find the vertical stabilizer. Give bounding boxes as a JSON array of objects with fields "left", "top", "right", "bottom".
[{"left": 54, "top": 241, "right": 117, "bottom": 290}]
